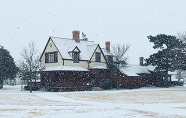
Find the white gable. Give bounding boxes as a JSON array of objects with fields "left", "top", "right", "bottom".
[
  {"left": 90, "top": 45, "right": 106, "bottom": 62},
  {"left": 73, "top": 47, "right": 80, "bottom": 52},
  {"left": 40, "top": 39, "right": 63, "bottom": 67}
]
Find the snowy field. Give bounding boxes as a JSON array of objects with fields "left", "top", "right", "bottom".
[{"left": 0, "top": 85, "right": 186, "bottom": 118}]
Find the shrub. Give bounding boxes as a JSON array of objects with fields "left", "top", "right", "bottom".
[{"left": 103, "top": 79, "right": 113, "bottom": 90}]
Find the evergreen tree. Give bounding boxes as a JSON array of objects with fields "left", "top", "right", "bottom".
[
  {"left": 0, "top": 46, "right": 18, "bottom": 89},
  {"left": 145, "top": 34, "right": 184, "bottom": 84}
]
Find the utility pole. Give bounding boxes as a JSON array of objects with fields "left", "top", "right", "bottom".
[
  {"left": 29, "top": 57, "right": 32, "bottom": 93},
  {"left": 30, "top": 68, "right": 32, "bottom": 93},
  {"left": 116, "top": 62, "right": 119, "bottom": 90}
]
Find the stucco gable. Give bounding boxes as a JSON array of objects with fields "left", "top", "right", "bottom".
[
  {"left": 90, "top": 44, "right": 107, "bottom": 62},
  {"left": 68, "top": 46, "right": 81, "bottom": 53},
  {"left": 39, "top": 37, "right": 63, "bottom": 62}
]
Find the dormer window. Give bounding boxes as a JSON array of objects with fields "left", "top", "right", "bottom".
[
  {"left": 69, "top": 46, "right": 80, "bottom": 63},
  {"left": 95, "top": 52, "right": 101, "bottom": 62},
  {"left": 73, "top": 52, "right": 79, "bottom": 63}
]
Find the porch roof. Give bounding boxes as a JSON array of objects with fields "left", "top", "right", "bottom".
[
  {"left": 89, "top": 66, "right": 108, "bottom": 69},
  {"left": 43, "top": 66, "right": 89, "bottom": 72}
]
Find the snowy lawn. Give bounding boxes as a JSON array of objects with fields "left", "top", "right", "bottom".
[{"left": 0, "top": 85, "right": 186, "bottom": 118}]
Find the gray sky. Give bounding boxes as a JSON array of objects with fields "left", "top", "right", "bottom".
[{"left": 0, "top": 0, "right": 186, "bottom": 64}]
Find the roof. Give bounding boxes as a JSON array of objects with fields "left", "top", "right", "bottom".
[
  {"left": 168, "top": 71, "right": 183, "bottom": 81},
  {"left": 51, "top": 37, "right": 97, "bottom": 60},
  {"left": 43, "top": 66, "right": 89, "bottom": 71},
  {"left": 119, "top": 65, "right": 156, "bottom": 76},
  {"left": 102, "top": 48, "right": 113, "bottom": 56},
  {"left": 89, "top": 66, "right": 107, "bottom": 69}
]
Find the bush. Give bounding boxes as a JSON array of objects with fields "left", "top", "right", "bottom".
[{"left": 103, "top": 79, "right": 113, "bottom": 90}]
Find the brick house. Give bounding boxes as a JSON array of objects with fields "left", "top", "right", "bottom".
[
  {"left": 37, "top": 31, "right": 176, "bottom": 91},
  {"left": 39, "top": 30, "right": 110, "bottom": 91},
  {"left": 116, "top": 57, "right": 173, "bottom": 88}
]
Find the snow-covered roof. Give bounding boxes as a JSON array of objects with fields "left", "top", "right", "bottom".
[
  {"left": 119, "top": 65, "right": 156, "bottom": 76},
  {"left": 168, "top": 71, "right": 176, "bottom": 75},
  {"left": 89, "top": 66, "right": 107, "bottom": 69},
  {"left": 51, "top": 37, "right": 97, "bottom": 60},
  {"left": 43, "top": 66, "right": 89, "bottom": 71},
  {"left": 168, "top": 71, "right": 182, "bottom": 81},
  {"left": 87, "top": 44, "right": 98, "bottom": 59},
  {"left": 102, "top": 48, "right": 113, "bottom": 56}
]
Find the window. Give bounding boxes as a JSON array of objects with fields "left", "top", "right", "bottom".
[
  {"left": 50, "top": 53, "right": 55, "bottom": 62},
  {"left": 140, "top": 75, "right": 143, "bottom": 79},
  {"left": 90, "top": 74, "right": 95, "bottom": 84},
  {"left": 140, "top": 74, "right": 146, "bottom": 80},
  {"left": 73, "top": 52, "right": 79, "bottom": 63},
  {"left": 100, "top": 71, "right": 104, "bottom": 83},
  {"left": 95, "top": 52, "right": 101, "bottom": 62},
  {"left": 54, "top": 72, "right": 58, "bottom": 82},
  {"left": 49, "top": 72, "right": 52, "bottom": 83},
  {"left": 45, "top": 51, "right": 58, "bottom": 63}
]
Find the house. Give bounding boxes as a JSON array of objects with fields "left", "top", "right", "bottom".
[
  {"left": 39, "top": 30, "right": 110, "bottom": 91},
  {"left": 30, "top": 30, "right": 179, "bottom": 92},
  {"left": 117, "top": 57, "right": 175, "bottom": 88}
]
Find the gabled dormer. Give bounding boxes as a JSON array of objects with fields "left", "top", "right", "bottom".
[
  {"left": 90, "top": 44, "right": 106, "bottom": 63},
  {"left": 68, "top": 46, "right": 81, "bottom": 63}
]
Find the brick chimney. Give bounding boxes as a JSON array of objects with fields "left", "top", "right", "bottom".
[
  {"left": 139, "top": 57, "right": 144, "bottom": 66},
  {"left": 72, "top": 30, "right": 80, "bottom": 43},
  {"left": 105, "top": 41, "right": 110, "bottom": 52}
]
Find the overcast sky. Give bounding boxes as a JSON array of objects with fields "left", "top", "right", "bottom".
[{"left": 0, "top": 0, "right": 186, "bottom": 64}]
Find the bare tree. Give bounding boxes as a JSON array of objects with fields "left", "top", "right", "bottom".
[
  {"left": 112, "top": 43, "right": 130, "bottom": 65},
  {"left": 175, "top": 70, "right": 186, "bottom": 82},
  {"left": 111, "top": 43, "right": 130, "bottom": 90},
  {"left": 19, "top": 42, "right": 40, "bottom": 93},
  {"left": 178, "top": 32, "right": 186, "bottom": 42},
  {"left": 177, "top": 32, "right": 186, "bottom": 55},
  {"left": 176, "top": 32, "right": 186, "bottom": 82}
]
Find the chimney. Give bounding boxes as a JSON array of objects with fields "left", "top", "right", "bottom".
[
  {"left": 105, "top": 41, "right": 110, "bottom": 52},
  {"left": 139, "top": 57, "right": 144, "bottom": 66},
  {"left": 72, "top": 30, "right": 80, "bottom": 42}
]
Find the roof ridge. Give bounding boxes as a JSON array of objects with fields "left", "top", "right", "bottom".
[
  {"left": 50, "top": 36, "right": 94, "bottom": 42},
  {"left": 87, "top": 44, "right": 98, "bottom": 46},
  {"left": 50, "top": 36, "right": 71, "bottom": 40}
]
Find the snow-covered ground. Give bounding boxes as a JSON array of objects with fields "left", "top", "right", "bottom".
[{"left": 0, "top": 85, "right": 186, "bottom": 118}]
